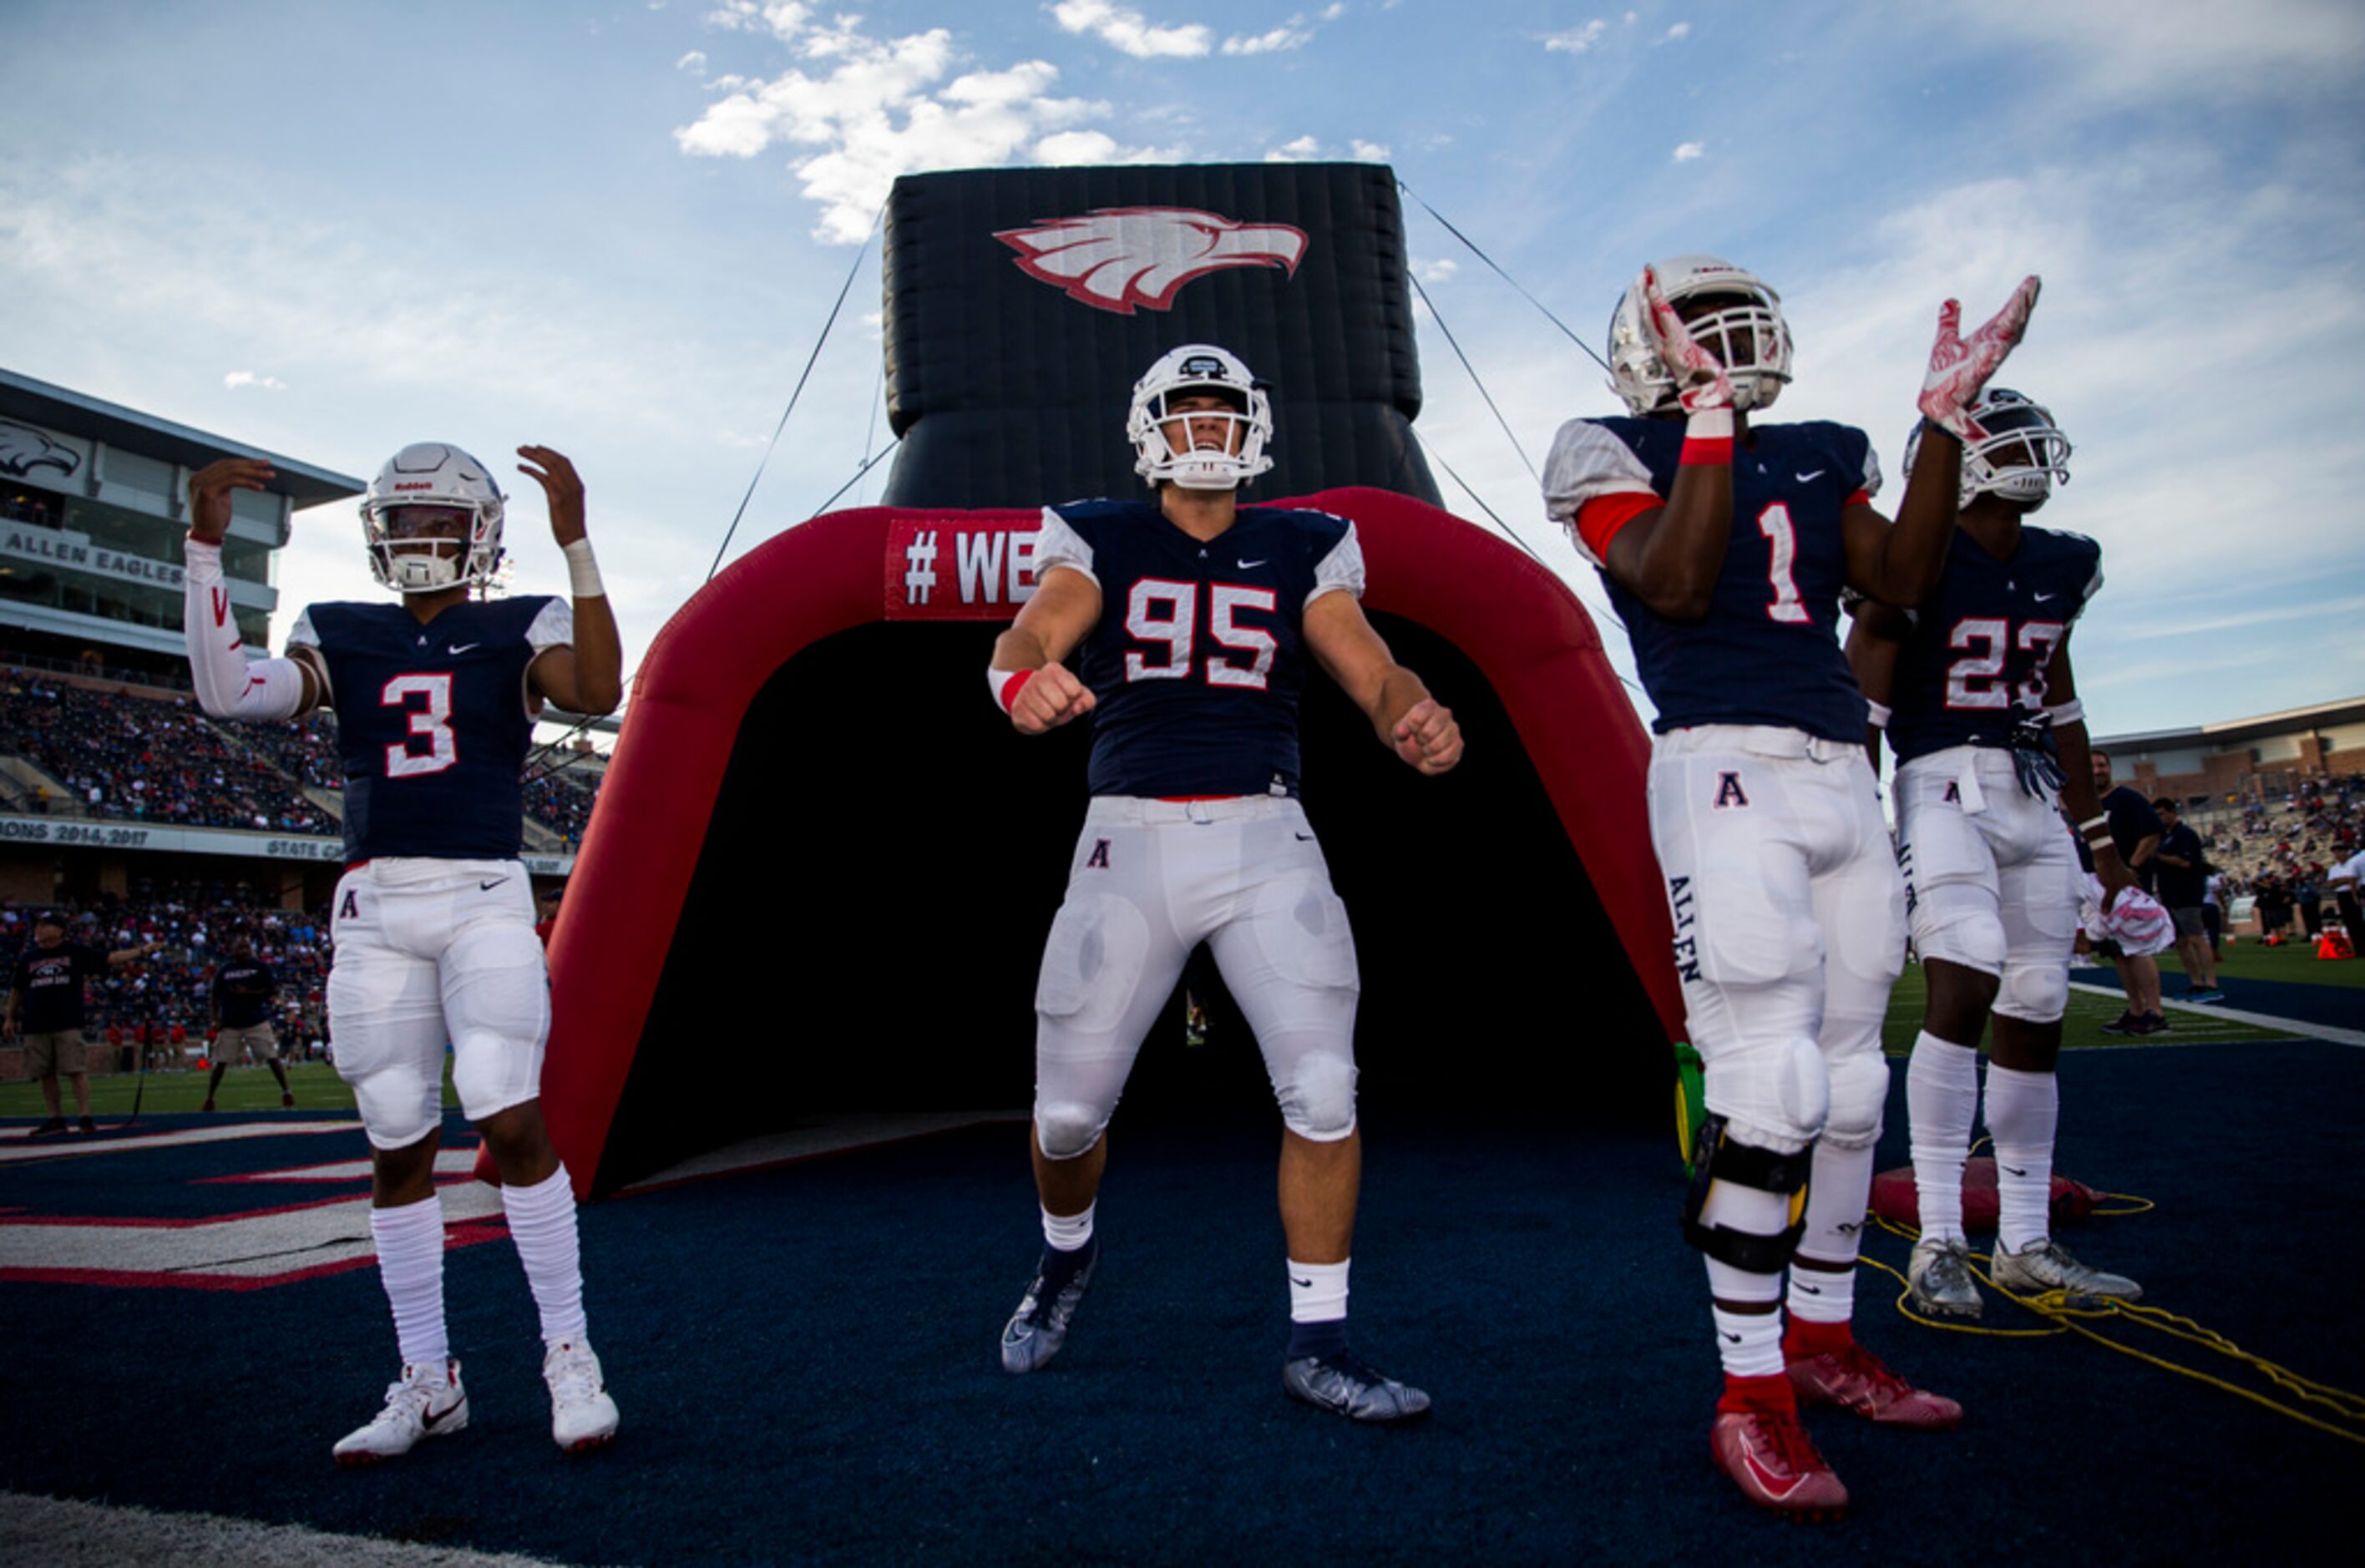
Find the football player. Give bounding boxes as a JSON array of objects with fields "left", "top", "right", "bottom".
[
  {"left": 988, "top": 344, "right": 1461, "bottom": 1423},
  {"left": 181, "top": 443, "right": 623, "bottom": 1464},
  {"left": 1542, "top": 257, "right": 2038, "bottom": 1519},
  {"left": 1846, "top": 390, "right": 2142, "bottom": 1321}
]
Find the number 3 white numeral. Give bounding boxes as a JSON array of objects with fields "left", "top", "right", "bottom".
[{"left": 382, "top": 674, "right": 458, "bottom": 776}]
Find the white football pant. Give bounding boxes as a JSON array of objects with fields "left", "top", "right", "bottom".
[
  {"left": 328, "top": 857, "right": 549, "bottom": 1149},
  {"left": 1033, "top": 796, "right": 1360, "bottom": 1158},
  {"left": 1648, "top": 726, "right": 1904, "bottom": 1156}
]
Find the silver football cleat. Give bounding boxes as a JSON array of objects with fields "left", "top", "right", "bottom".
[
  {"left": 1990, "top": 1237, "right": 2142, "bottom": 1302},
  {"left": 1282, "top": 1353, "right": 1431, "bottom": 1424},
  {"left": 1907, "top": 1236, "right": 1983, "bottom": 1318},
  {"left": 1000, "top": 1246, "right": 1096, "bottom": 1373}
]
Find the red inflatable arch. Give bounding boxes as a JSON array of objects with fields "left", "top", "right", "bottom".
[{"left": 519, "top": 488, "right": 1684, "bottom": 1198}]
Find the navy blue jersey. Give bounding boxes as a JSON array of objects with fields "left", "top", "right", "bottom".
[
  {"left": 1886, "top": 525, "right": 2103, "bottom": 765},
  {"left": 10, "top": 942, "right": 106, "bottom": 1033},
  {"left": 212, "top": 959, "right": 278, "bottom": 1028},
  {"left": 1543, "top": 417, "right": 1880, "bottom": 743},
  {"left": 1035, "top": 499, "right": 1365, "bottom": 798},
  {"left": 290, "top": 596, "right": 571, "bottom": 862}
]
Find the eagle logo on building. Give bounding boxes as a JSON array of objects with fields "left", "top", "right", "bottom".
[
  {"left": 994, "top": 207, "right": 1309, "bottom": 316},
  {"left": 0, "top": 420, "right": 82, "bottom": 480}
]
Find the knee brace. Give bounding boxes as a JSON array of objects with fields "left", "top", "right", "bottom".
[
  {"left": 1275, "top": 1048, "right": 1358, "bottom": 1142},
  {"left": 1910, "top": 877, "right": 2008, "bottom": 976},
  {"left": 1820, "top": 1048, "right": 1891, "bottom": 1151},
  {"left": 1681, "top": 1115, "right": 1812, "bottom": 1272},
  {"left": 1701, "top": 1034, "right": 1828, "bottom": 1153},
  {"left": 1993, "top": 958, "right": 2069, "bottom": 1024},
  {"left": 1034, "top": 1099, "right": 1110, "bottom": 1161}
]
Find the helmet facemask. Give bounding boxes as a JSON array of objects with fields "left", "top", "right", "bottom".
[
  {"left": 360, "top": 443, "right": 506, "bottom": 594},
  {"left": 1608, "top": 255, "right": 1794, "bottom": 416},
  {"left": 1128, "top": 345, "right": 1275, "bottom": 492},
  {"left": 1903, "top": 390, "right": 2072, "bottom": 508}
]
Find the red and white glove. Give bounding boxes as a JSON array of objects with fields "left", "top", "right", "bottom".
[
  {"left": 1638, "top": 266, "right": 1735, "bottom": 416},
  {"left": 1918, "top": 275, "right": 2040, "bottom": 442}
]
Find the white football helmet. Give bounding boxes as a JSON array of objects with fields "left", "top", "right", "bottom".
[
  {"left": 1127, "top": 344, "right": 1274, "bottom": 491},
  {"left": 360, "top": 443, "right": 505, "bottom": 594},
  {"left": 1607, "top": 255, "right": 1793, "bottom": 416},
  {"left": 1903, "top": 387, "right": 2071, "bottom": 508}
]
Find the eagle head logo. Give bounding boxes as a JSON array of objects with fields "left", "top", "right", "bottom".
[
  {"left": 0, "top": 420, "right": 83, "bottom": 481},
  {"left": 994, "top": 207, "right": 1309, "bottom": 316}
]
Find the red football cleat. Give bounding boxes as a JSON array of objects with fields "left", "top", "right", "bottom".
[
  {"left": 1787, "top": 1342, "right": 1963, "bottom": 1429},
  {"left": 1711, "top": 1406, "right": 1849, "bottom": 1521}
]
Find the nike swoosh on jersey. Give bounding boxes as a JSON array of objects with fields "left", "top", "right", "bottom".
[
  {"left": 448, "top": 642, "right": 483, "bottom": 655},
  {"left": 1237, "top": 559, "right": 1268, "bottom": 569},
  {"left": 1795, "top": 469, "right": 1826, "bottom": 482},
  {"left": 2033, "top": 593, "right": 2056, "bottom": 602}
]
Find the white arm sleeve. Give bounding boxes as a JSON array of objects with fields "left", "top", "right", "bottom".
[
  {"left": 184, "top": 539, "right": 307, "bottom": 721},
  {"left": 1031, "top": 507, "right": 1098, "bottom": 588}
]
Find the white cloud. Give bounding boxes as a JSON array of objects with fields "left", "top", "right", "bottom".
[
  {"left": 1665, "top": 21, "right": 1691, "bottom": 40},
  {"left": 1350, "top": 139, "right": 1390, "bottom": 161},
  {"left": 1935, "top": 0, "right": 2364, "bottom": 102},
  {"left": 1264, "top": 134, "right": 1324, "bottom": 162},
  {"left": 1049, "top": 1, "right": 1212, "bottom": 59},
  {"left": 1222, "top": 28, "right": 1312, "bottom": 55},
  {"left": 1414, "top": 258, "right": 1458, "bottom": 283},
  {"left": 222, "top": 370, "right": 285, "bottom": 391},
  {"left": 676, "top": 49, "right": 707, "bottom": 73},
  {"left": 1541, "top": 21, "right": 1608, "bottom": 53},
  {"left": 1672, "top": 140, "right": 1705, "bottom": 162},
  {"left": 676, "top": 14, "right": 1154, "bottom": 242},
  {"left": 1322, "top": 3, "right": 1347, "bottom": 18},
  {"left": 704, "top": 2, "right": 810, "bottom": 38}
]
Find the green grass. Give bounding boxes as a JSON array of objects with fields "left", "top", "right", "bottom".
[
  {"left": 2167, "top": 933, "right": 2365, "bottom": 989},
  {"left": 1878, "top": 965, "right": 2304, "bottom": 1055},
  {"left": 0, "top": 1058, "right": 457, "bottom": 1119}
]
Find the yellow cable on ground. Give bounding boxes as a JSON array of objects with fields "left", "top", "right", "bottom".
[{"left": 1865, "top": 1203, "right": 2365, "bottom": 1445}]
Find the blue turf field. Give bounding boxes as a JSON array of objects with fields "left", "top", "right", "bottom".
[{"left": 4, "top": 1034, "right": 2360, "bottom": 1560}]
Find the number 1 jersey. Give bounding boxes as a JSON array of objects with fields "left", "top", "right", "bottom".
[
  {"left": 289, "top": 596, "right": 572, "bottom": 862},
  {"left": 1543, "top": 416, "right": 1880, "bottom": 744},
  {"left": 1034, "top": 499, "right": 1365, "bottom": 799}
]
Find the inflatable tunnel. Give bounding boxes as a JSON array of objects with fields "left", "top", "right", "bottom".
[{"left": 534, "top": 165, "right": 1684, "bottom": 1198}]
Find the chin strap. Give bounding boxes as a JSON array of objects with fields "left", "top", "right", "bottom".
[{"left": 184, "top": 539, "right": 307, "bottom": 720}]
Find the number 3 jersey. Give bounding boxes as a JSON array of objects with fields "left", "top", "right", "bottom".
[
  {"left": 1033, "top": 499, "right": 1365, "bottom": 799},
  {"left": 288, "top": 596, "right": 572, "bottom": 862},
  {"left": 1882, "top": 524, "right": 2102, "bottom": 766},
  {"left": 1543, "top": 417, "right": 1880, "bottom": 744}
]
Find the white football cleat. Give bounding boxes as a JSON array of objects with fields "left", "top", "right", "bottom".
[
  {"left": 544, "top": 1338, "right": 620, "bottom": 1454},
  {"left": 332, "top": 1360, "right": 467, "bottom": 1467}
]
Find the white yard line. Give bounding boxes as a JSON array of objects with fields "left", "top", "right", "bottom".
[{"left": 2064, "top": 981, "right": 2365, "bottom": 1047}]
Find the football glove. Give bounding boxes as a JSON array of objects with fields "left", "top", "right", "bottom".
[
  {"left": 1918, "top": 276, "right": 2041, "bottom": 442},
  {"left": 1638, "top": 266, "right": 1735, "bottom": 415}
]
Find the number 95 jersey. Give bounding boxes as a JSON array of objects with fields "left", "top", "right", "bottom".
[
  {"left": 1543, "top": 417, "right": 1880, "bottom": 745},
  {"left": 289, "top": 596, "right": 572, "bottom": 862},
  {"left": 1034, "top": 499, "right": 1365, "bottom": 800}
]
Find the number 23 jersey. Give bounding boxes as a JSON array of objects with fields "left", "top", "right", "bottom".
[
  {"left": 1544, "top": 416, "right": 1879, "bottom": 744},
  {"left": 1033, "top": 499, "right": 1365, "bottom": 799},
  {"left": 289, "top": 596, "right": 571, "bottom": 862}
]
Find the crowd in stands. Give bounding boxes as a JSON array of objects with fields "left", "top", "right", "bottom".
[
  {"left": 2, "top": 879, "right": 333, "bottom": 1068},
  {"left": 3, "top": 666, "right": 601, "bottom": 842},
  {"left": 1, "top": 674, "right": 336, "bottom": 834},
  {"left": 2182, "top": 772, "right": 2360, "bottom": 940}
]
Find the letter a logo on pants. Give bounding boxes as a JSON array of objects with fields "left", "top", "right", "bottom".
[
  {"left": 1086, "top": 838, "right": 1112, "bottom": 869},
  {"left": 340, "top": 888, "right": 359, "bottom": 920},
  {"left": 1713, "top": 771, "right": 1750, "bottom": 810}
]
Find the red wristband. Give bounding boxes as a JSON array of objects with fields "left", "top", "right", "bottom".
[
  {"left": 1679, "top": 437, "right": 1733, "bottom": 466},
  {"left": 990, "top": 668, "right": 1034, "bottom": 714}
]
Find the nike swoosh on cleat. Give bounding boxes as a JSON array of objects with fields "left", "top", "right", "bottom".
[
  {"left": 1795, "top": 469, "right": 1826, "bottom": 483},
  {"left": 421, "top": 1399, "right": 462, "bottom": 1430},
  {"left": 448, "top": 642, "right": 482, "bottom": 655},
  {"left": 1741, "top": 1445, "right": 1806, "bottom": 1500}
]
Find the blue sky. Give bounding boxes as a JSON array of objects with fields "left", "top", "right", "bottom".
[{"left": 3, "top": 0, "right": 2360, "bottom": 742}]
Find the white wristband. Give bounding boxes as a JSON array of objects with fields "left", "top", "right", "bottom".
[
  {"left": 1683, "top": 407, "right": 1735, "bottom": 441},
  {"left": 563, "top": 539, "right": 605, "bottom": 599},
  {"left": 2045, "top": 699, "right": 2084, "bottom": 726},
  {"left": 1865, "top": 701, "right": 1891, "bottom": 730}
]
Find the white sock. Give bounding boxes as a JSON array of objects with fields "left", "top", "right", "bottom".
[
  {"left": 1704, "top": 1258, "right": 1785, "bottom": 1379},
  {"left": 1983, "top": 1065, "right": 2059, "bottom": 1255},
  {"left": 1785, "top": 1139, "right": 1872, "bottom": 1321},
  {"left": 1906, "top": 1031, "right": 1980, "bottom": 1245},
  {"left": 503, "top": 1166, "right": 589, "bottom": 1346},
  {"left": 1288, "top": 1257, "right": 1350, "bottom": 1323},
  {"left": 1041, "top": 1202, "right": 1095, "bottom": 1254},
  {"left": 370, "top": 1196, "right": 448, "bottom": 1369}
]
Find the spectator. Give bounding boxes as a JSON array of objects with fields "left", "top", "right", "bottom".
[
  {"left": 202, "top": 930, "right": 296, "bottom": 1111},
  {"left": 4, "top": 913, "right": 159, "bottom": 1136},
  {"left": 2092, "top": 750, "right": 2167, "bottom": 1034},
  {"left": 2152, "top": 798, "right": 2221, "bottom": 1001}
]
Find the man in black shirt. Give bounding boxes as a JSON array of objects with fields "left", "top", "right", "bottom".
[
  {"left": 4, "top": 913, "right": 160, "bottom": 1136},
  {"left": 2152, "top": 799, "right": 2221, "bottom": 1001},
  {"left": 2092, "top": 751, "right": 2166, "bottom": 1034},
  {"left": 203, "top": 932, "right": 296, "bottom": 1111}
]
